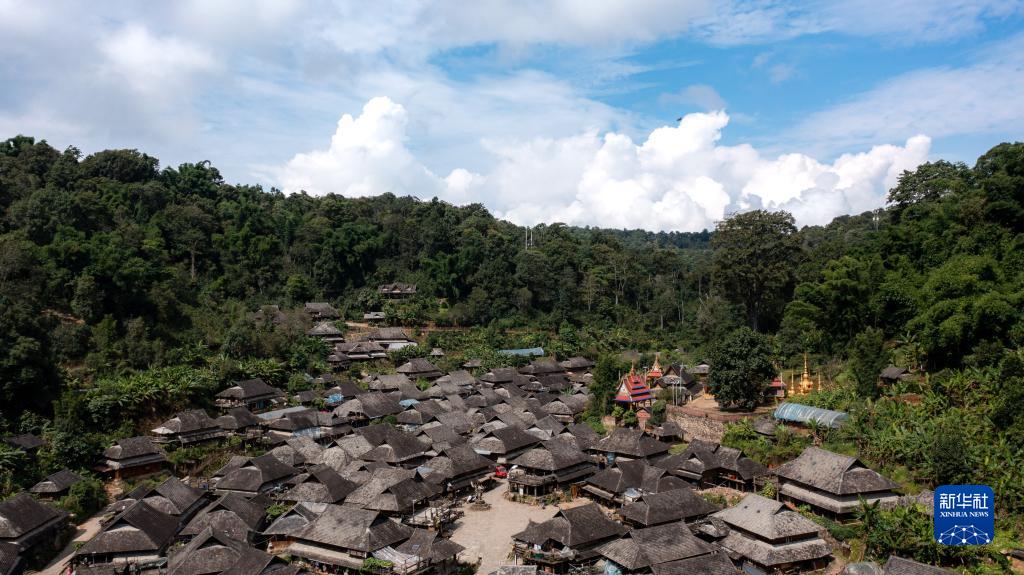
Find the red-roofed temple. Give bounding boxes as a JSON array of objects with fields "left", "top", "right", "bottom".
[{"left": 614, "top": 365, "right": 654, "bottom": 409}]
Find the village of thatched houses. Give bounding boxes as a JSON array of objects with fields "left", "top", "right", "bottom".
[{"left": 0, "top": 337, "right": 945, "bottom": 575}]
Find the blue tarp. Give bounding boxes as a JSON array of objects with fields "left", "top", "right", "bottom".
[
  {"left": 399, "top": 399, "right": 420, "bottom": 407},
  {"left": 773, "top": 402, "right": 849, "bottom": 429},
  {"left": 498, "top": 347, "right": 545, "bottom": 357}
]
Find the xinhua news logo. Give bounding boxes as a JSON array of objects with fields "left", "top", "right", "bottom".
[{"left": 934, "top": 485, "right": 994, "bottom": 546}]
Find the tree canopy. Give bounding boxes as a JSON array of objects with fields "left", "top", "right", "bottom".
[{"left": 706, "top": 327, "right": 776, "bottom": 411}]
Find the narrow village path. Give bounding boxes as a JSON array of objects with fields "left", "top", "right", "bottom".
[
  {"left": 34, "top": 515, "right": 104, "bottom": 575},
  {"left": 450, "top": 479, "right": 588, "bottom": 575}
]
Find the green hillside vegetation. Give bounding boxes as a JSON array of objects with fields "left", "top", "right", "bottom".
[{"left": 1, "top": 136, "right": 1024, "bottom": 565}]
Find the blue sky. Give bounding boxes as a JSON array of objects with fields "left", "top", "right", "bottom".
[{"left": 2, "top": 1, "right": 1023, "bottom": 231}]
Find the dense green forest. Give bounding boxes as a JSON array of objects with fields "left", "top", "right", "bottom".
[{"left": 2, "top": 135, "right": 1024, "bottom": 534}]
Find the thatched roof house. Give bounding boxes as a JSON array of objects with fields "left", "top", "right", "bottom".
[
  {"left": 396, "top": 358, "right": 444, "bottom": 381},
  {"left": 103, "top": 436, "right": 168, "bottom": 479},
  {"left": 709, "top": 494, "right": 830, "bottom": 573},
  {"left": 216, "top": 407, "right": 262, "bottom": 435},
  {"left": 214, "top": 454, "right": 298, "bottom": 496},
  {"left": 583, "top": 460, "right": 688, "bottom": 506},
  {"left": 508, "top": 438, "right": 596, "bottom": 496},
  {"left": 418, "top": 445, "right": 494, "bottom": 492},
  {"left": 166, "top": 526, "right": 299, "bottom": 575},
  {"left": 618, "top": 487, "right": 720, "bottom": 528},
  {"left": 592, "top": 428, "right": 669, "bottom": 462},
  {"left": 215, "top": 378, "right": 285, "bottom": 412},
  {"left": 280, "top": 465, "right": 359, "bottom": 504},
  {"left": 512, "top": 503, "right": 626, "bottom": 567},
  {"left": 287, "top": 505, "right": 411, "bottom": 570},
  {"left": 0, "top": 493, "right": 68, "bottom": 557},
  {"left": 882, "top": 556, "right": 958, "bottom": 575},
  {"left": 180, "top": 493, "right": 269, "bottom": 544},
  {"left": 774, "top": 446, "right": 899, "bottom": 519},
  {"left": 559, "top": 357, "right": 595, "bottom": 372},
  {"left": 379, "top": 282, "right": 417, "bottom": 297},
  {"left": 654, "top": 439, "right": 767, "bottom": 491},
  {"left": 472, "top": 426, "right": 542, "bottom": 463},
  {"left": 344, "top": 467, "right": 441, "bottom": 515},
  {"left": 76, "top": 500, "right": 177, "bottom": 566},
  {"left": 304, "top": 302, "right": 339, "bottom": 319},
  {"left": 151, "top": 410, "right": 226, "bottom": 446},
  {"left": 596, "top": 522, "right": 716, "bottom": 573},
  {"left": 335, "top": 341, "right": 388, "bottom": 361},
  {"left": 29, "top": 468, "right": 84, "bottom": 499},
  {"left": 109, "top": 477, "right": 207, "bottom": 523},
  {"left": 2, "top": 433, "right": 44, "bottom": 452},
  {"left": 333, "top": 394, "right": 404, "bottom": 424}
]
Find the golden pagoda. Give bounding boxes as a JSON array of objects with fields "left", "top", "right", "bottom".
[
  {"left": 796, "top": 352, "right": 816, "bottom": 394},
  {"left": 647, "top": 353, "right": 663, "bottom": 381}
]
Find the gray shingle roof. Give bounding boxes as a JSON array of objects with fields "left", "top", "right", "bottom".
[
  {"left": 396, "top": 358, "right": 443, "bottom": 379},
  {"left": 586, "top": 460, "right": 687, "bottom": 495},
  {"left": 181, "top": 494, "right": 268, "bottom": 541},
  {"left": 30, "top": 468, "right": 84, "bottom": 494},
  {"left": 597, "top": 522, "right": 714, "bottom": 570},
  {"left": 618, "top": 487, "right": 721, "bottom": 526},
  {"left": 655, "top": 440, "right": 767, "bottom": 481},
  {"left": 650, "top": 551, "right": 739, "bottom": 575},
  {"left": 77, "top": 500, "right": 177, "bottom": 556},
  {"left": 0, "top": 493, "right": 65, "bottom": 539},
  {"left": 333, "top": 393, "right": 404, "bottom": 419},
  {"left": 473, "top": 426, "right": 541, "bottom": 455},
  {"left": 511, "top": 438, "right": 591, "bottom": 472},
  {"left": 559, "top": 357, "right": 595, "bottom": 370},
  {"left": 712, "top": 494, "right": 821, "bottom": 541},
  {"left": 395, "top": 528, "right": 465, "bottom": 562},
  {"left": 215, "top": 454, "right": 297, "bottom": 494},
  {"left": 140, "top": 476, "right": 206, "bottom": 516},
  {"left": 774, "top": 446, "right": 898, "bottom": 495},
  {"left": 216, "top": 407, "right": 262, "bottom": 431},
  {"left": 2, "top": 433, "right": 44, "bottom": 451},
  {"left": 280, "top": 466, "right": 359, "bottom": 504},
  {"left": 519, "top": 359, "right": 565, "bottom": 376},
  {"left": 879, "top": 366, "right": 909, "bottom": 380},
  {"left": 215, "top": 378, "right": 284, "bottom": 401},
  {"left": 152, "top": 409, "right": 220, "bottom": 434},
  {"left": 513, "top": 503, "right": 626, "bottom": 547},
  {"left": 883, "top": 556, "right": 957, "bottom": 575},
  {"left": 263, "top": 502, "right": 327, "bottom": 537},
  {"left": 344, "top": 467, "right": 440, "bottom": 513},
  {"left": 293, "top": 504, "right": 410, "bottom": 553},
  {"left": 104, "top": 436, "right": 166, "bottom": 460},
  {"left": 166, "top": 526, "right": 277, "bottom": 575},
  {"left": 594, "top": 428, "right": 670, "bottom": 458}
]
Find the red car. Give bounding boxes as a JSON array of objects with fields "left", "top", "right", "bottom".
[{"left": 494, "top": 465, "right": 507, "bottom": 478}]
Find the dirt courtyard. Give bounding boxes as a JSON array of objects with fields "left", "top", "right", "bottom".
[{"left": 450, "top": 479, "right": 589, "bottom": 574}]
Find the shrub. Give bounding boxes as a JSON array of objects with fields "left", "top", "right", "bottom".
[{"left": 59, "top": 476, "right": 107, "bottom": 520}]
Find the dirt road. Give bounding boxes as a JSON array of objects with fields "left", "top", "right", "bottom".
[
  {"left": 35, "top": 514, "right": 104, "bottom": 575},
  {"left": 450, "top": 480, "right": 588, "bottom": 574}
]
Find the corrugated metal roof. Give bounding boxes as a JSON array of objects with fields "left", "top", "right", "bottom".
[
  {"left": 773, "top": 402, "right": 848, "bottom": 428},
  {"left": 498, "top": 347, "right": 545, "bottom": 357}
]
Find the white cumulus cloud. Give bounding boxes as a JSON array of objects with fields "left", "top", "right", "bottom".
[
  {"left": 272, "top": 97, "right": 454, "bottom": 198},
  {"left": 100, "top": 25, "right": 218, "bottom": 96},
  {"left": 274, "top": 99, "right": 931, "bottom": 231}
]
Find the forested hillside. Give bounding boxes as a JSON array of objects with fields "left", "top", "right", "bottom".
[
  {"left": 2, "top": 136, "right": 1023, "bottom": 416},
  {"left": 2, "top": 136, "right": 1024, "bottom": 514},
  {"left": 0, "top": 135, "right": 719, "bottom": 420}
]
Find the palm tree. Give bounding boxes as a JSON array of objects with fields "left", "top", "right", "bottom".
[{"left": 806, "top": 419, "right": 826, "bottom": 446}]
